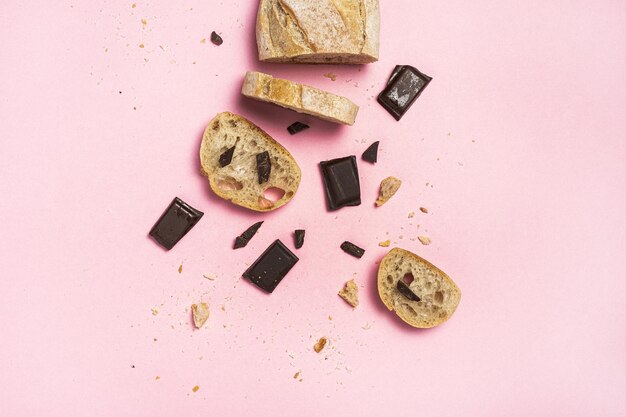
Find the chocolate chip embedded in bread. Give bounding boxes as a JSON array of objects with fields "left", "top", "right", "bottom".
[
  {"left": 256, "top": 151, "right": 271, "bottom": 184},
  {"left": 396, "top": 280, "right": 421, "bottom": 302},
  {"left": 219, "top": 145, "right": 236, "bottom": 167}
]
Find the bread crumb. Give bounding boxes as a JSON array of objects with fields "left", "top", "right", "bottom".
[
  {"left": 313, "top": 337, "right": 327, "bottom": 353},
  {"left": 192, "top": 385, "right": 199, "bottom": 392},
  {"left": 131, "top": 3, "right": 136, "bottom": 8},
  {"left": 408, "top": 212, "right": 415, "bottom": 218},
  {"left": 293, "top": 371, "right": 301, "bottom": 379},
  {"left": 191, "top": 303, "right": 210, "bottom": 328},
  {"left": 419, "top": 207, "right": 428, "bottom": 213},
  {"left": 203, "top": 273, "right": 215, "bottom": 280},
  {"left": 379, "top": 240, "right": 391, "bottom": 247},
  {"left": 418, "top": 236, "right": 431, "bottom": 245},
  {"left": 141, "top": 18, "right": 147, "bottom": 26},
  {"left": 139, "top": 43, "right": 144, "bottom": 48},
  {"left": 376, "top": 177, "right": 402, "bottom": 207},
  {"left": 151, "top": 308, "right": 159, "bottom": 316},
  {"left": 323, "top": 72, "right": 337, "bottom": 81},
  {"left": 200, "top": 38, "right": 206, "bottom": 43},
  {"left": 178, "top": 264, "right": 183, "bottom": 273},
  {"left": 328, "top": 315, "right": 333, "bottom": 321},
  {"left": 155, "top": 376, "right": 160, "bottom": 380},
  {"left": 362, "top": 322, "right": 372, "bottom": 330},
  {"left": 338, "top": 279, "right": 359, "bottom": 308}
]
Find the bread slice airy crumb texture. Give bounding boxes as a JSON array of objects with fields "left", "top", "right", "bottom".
[
  {"left": 377, "top": 248, "right": 461, "bottom": 328},
  {"left": 241, "top": 71, "right": 359, "bottom": 125},
  {"left": 256, "top": 0, "right": 380, "bottom": 64},
  {"left": 200, "top": 112, "right": 301, "bottom": 212}
]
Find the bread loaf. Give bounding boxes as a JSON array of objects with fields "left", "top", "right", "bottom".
[{"left": 256, "top": 0, "right": 380, "bottom": 64}]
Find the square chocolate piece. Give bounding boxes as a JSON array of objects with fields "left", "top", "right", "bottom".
[
  {"left": 377, "top": 65, "right": 432, "bottom": 121},
  {"left": 149, "top": 197, "right": 204, "bottom": 250},
  {"left": 319, "top": 156, "right": 361, "bottom": 211},
  {"left": 243, "top": 239, "right": 299, "bottom": 293}
]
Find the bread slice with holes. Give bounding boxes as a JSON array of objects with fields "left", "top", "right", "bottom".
[
  {"left": 200, "top": 112, "right": 301, "bottom": 212},
  {"left": 241, "top": 71, "right": 359, "bottom": 125},
  {"left": 377, "top": 248, "right": 461, "bottom": 328},
  {"left": 256, "top": 0, "right": 380, "bottom": 64}
]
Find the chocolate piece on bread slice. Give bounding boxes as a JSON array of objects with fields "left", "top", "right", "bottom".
[
  {"left": 200, "top": 112, "right": 301, "bottom": 212},
  {"left": 241, "top": 71, "right": 359, "bottom": 125},
  {"left": 377, "top": 248, "right": 461, "bottom": 328},
  {"left": 256, "top": 0, "right": 380, "bottom": 64}
]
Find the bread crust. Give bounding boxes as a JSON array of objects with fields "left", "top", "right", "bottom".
[
  {"left": 241, "top": 71, "right": 359, "bottom": 125},
  {"left": 200, "top": 112, "right": 301, "bottom": 212},
  {"left": 377, "top": 248, "right": 461, "bottom": 328},
  {"left": 256, "top": 0, "right": 380, "bottom": 64}
]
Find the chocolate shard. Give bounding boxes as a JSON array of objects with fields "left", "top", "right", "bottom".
[
  {"left": 242, "top": 239, "right": 299, "bottom": 293},
  {"left": 319, "top": 156, "right": 361, "bottom": 211},
  {"left": 340, "top": 241, "right": 365, "bottom": 259},
  {"left": 361, "top": 141, "right": 380, "bottom": 163},
  {"left": 233, "top": 221, "right": 264, "bottom": 249},
  {"left": 149, "top": 197, "right": 204, "bottom": 250},
  {"left": 219, "top": 145, "right": 235, "bottom": 167},
  {"left": 210, "top": 31, "right": 223, "bottom": 46},
  {"left": 396, "top": 280, "right": 421, "bottom": 302},
  {"left": 287, "top": 121, "right": 310, "bottom": 135},
  {"left": 294, "top": 229, "right": 305, "bottom": 249},
  {"left": 378, "top": 65, "right": 432, "bottom": 121},
  {"left": 256, "top": 151, "right": 271, "bottom": 184}
]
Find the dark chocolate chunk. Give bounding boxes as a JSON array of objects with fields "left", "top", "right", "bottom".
[
  {"left": 149, "top": 197, "right": 204, "bottom": 250},
  {"left": 210, "top": 31, "right": 223, "bottom": 46},
  {"left": 256, "top": 151, "right": 271, "bottom": 184},
  {"left": 233, "top": 221, "right": 264, "bottom": 249},
  {"left": 378, "top": 65, "right": 432, "bottom": 121},
  {"left": 242, "top": 239, "right": 299, "bottom": 293},
  {"left": 219, "top": 145, "right": 235, "bottom": 167},
  {"left": 319, "top": 156, "right": 361, "bottom": 211},
  {"left": 340, "top": 241, "right": 365, "bottom": 259},
  {"left": 294, "top": 229, "right": 305, "bottom": 249},
  {"left": 361, "top": 141, "right": 380, "bottom": 163},
  {"left": 287, "top": 121, "right": 310, "bottom": 135},
  {"left": 396, "top": 280, "right": 421, "bottom": 302}
]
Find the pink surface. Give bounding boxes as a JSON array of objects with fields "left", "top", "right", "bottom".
[{"left": 1, "top": 0, "right": 625, "bottom": 416}]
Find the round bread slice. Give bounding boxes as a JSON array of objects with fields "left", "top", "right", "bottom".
[
  {"left": 200, "top": 112, "right": 301, "bottom": 212},
  {"left": 377, "top": 248, "right": 461, "bottom": 328}
]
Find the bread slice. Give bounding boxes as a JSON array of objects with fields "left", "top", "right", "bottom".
[
  {"left": 256, "top": 0, "right": 380, "bottom": 64},
  {"left": 200, "top": 112, "right": 301, "bottom": 212},
  {"left": 241, "top": 71, "right": 359, "bottom": 125},
  {"left": 377, "top": 248, "right": 461, "bottom": 328}
]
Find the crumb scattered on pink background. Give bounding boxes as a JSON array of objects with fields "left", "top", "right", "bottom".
[{"left": 1, "top": 1, "right": 625, "bottom": 416}]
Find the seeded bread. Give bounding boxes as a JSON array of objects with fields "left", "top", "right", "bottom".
[
  {"left": 200, "top": 112, "right": 301, "bottom": 212},
  {"left": 241, "top": 71, "right": 359, "bottom": 125},
  {"left": 377, "top": 248, "right": 461, "bottom": 328},
  {"left": 256, "top": 0, "right": 380, "bottom": 64}
]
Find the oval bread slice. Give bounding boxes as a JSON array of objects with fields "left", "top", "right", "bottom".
[
  {"left": 200, "top": 112, "right": 301, "bottom": 212},
  {"left": 241, "top": 71, "right": 359, "bottom": 125},
  {"left": 377, "top": 248, "right": 461, "bottom": 328}
]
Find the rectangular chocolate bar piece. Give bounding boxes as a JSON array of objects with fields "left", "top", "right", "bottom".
[
  {"left": 243, "top": 239, "right": 299, "bottom": 293},
  {"left": 149, "top": 197, "right": 204, "bottom": 250},
  {"left": 340, "top": 241, "right": 365, "bottom": 259},
  {"left": 377, "top": 65, "right": 432, "bottom": 121},
  {"left": 319, "top": 156, "right": 361, "bottom": 211}
]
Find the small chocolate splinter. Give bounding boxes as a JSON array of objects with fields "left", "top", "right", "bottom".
[
  {"left": 294, "top": 229, "right": 305, "bottom": 249},
  {"left": 287, "top": 121, "right": 309, "bottom": 135},
  {"left": 210, "top": 31, "right": 223, "bottom": 46},
  {"left": 361, "top": 141, "right": 380, "bottom": 163},
  {"left": 233, "top": 221, "right": 264, "bottom": 249},
  {"left": 340, "top": 241, "right": 365, "bottom": 259},
  {"left": 256, "top": 151, "right": 271, "bottom": 184},
  {"left": 219, "top": 145, "right": 236, "bottom": 167},
  {"left": 397, "top": 280, "right": 421, "bottom": 302}
]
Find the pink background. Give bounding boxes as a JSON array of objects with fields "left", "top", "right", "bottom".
[{"left": 1, "top": 0, "right": 625, "bottom": 416}]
